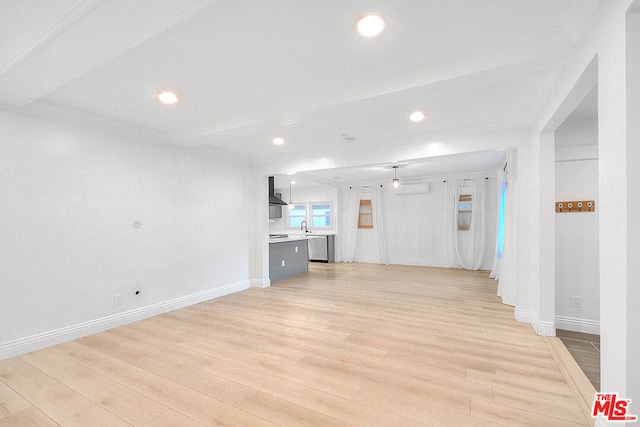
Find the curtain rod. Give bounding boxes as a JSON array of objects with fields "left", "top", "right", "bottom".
[
  {"left": 348, "top": 185, "right": 383, "bottom": 189},
  {"left": 442, "top": 177, "right": 489, "bottom": 183}
]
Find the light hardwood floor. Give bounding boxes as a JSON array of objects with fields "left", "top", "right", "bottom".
[{"left": 1, "top": 263, "right": 593, "bottom": 426}]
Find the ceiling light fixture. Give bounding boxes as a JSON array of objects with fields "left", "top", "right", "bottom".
[
  {"left": 356, "top": 14, "right": 385, "bottom": 37},
  {"left": 272, "top": 137, "right": 285, "bottom": 146},
  {"left": 410, "top": 111, "right": 426, "bottom": 122},
  {"left": 392, "top": 165, "right": 400, "bottom": 188},
  {"left": 288, "top": 178, "right": 295, "bottom": 209},
  {"left": 157, "top": 91, "right": 178, "bottom": 105}
]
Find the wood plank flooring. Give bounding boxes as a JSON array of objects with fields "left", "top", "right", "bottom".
[
  {"left": 0, "top": 263, "right": 592, "bottom": 426},
  {"left": 556, "top": 329, "right": 600, "bottom": 391}
]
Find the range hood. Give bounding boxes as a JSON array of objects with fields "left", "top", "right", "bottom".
[{"left": 268, "top": 176, "right": 287, "bottom": 206}]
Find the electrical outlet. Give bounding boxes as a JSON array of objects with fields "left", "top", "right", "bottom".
[
  {"left": 571, "top": 296, "right": 582, "bottom": 308},
  {"left": 114, "top": 294, "right": 123, "bottom": 306},
  {"left": 281, "top": 260, "right": 285, "bottom": 267},
  {"left": 295, "top": 246, "right": 298, "bottom": 253}
]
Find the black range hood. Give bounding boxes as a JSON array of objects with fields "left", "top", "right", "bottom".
[{"left": 268, "top": 176, "right": 287, "bottom": 206}]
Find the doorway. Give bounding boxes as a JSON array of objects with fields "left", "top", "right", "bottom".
[{"left": 553, "top": 85, "right": 600, "bottom": 390}]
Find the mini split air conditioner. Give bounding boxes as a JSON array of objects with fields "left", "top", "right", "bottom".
[{"left": 394, "top": 183, "right": 429, "bottom": 195}]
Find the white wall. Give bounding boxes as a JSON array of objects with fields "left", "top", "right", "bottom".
[
  {"left": 554, "top": 117, "right": 599, "bottom": 333},
  {"left": 349, "top": 178, "right": 497, "bottom": 270},
  {"left": 0, "top": 110, "right": 259, "bottom": 358}
]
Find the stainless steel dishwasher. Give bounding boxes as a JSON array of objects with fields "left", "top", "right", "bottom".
[{"left": 307, "top": 235, "right": 335, "bottom": 263}]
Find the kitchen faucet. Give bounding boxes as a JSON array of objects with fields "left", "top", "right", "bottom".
[{"left": 300, "top": 220, "right": 308, "bottom": 233}]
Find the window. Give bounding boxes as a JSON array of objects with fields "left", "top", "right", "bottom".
[
  {"left": 358, "top": 199, "right": 373, "bottom": 229},
  {"left": 311, "top": 203, "right": 331, "bottom": 227},
  {"left": 458, "top": 194, "right": 472, "bottom": 230},
  {"left": 288, "top": 204, "right": 306, "bottom": 228},
  {"left": 287, "top": 201, "right": 332, "bottom": 229}
]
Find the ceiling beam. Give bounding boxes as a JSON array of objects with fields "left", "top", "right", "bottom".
[{"left": 0, "top": 0, "right": 215, "bottom": 107}]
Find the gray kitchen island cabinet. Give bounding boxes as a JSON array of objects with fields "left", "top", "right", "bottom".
[{"left": 269, "top": 238, "right": 308, "bottom": 283}]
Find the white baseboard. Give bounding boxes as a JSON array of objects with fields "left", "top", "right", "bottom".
[
  {"left": 250, "top": 278, "right": 271, "bottom": 288},
  {"left": 535, "top": 320, "right": 556, "bottom": 336},
  {"left": 514, "top": 307, "right": 532, "bottom": 323},
  {"left": 532, "top": 311, "right": 556, "bottom": 337},
  {"left": 555, "top": 315, "right": 600, "bottom": 335},
  {"left": 514, "top": 308, "right": 555, "bottom": 336},
  {"left": 0, "top": 280, "right": 249, "bottom": 361}
]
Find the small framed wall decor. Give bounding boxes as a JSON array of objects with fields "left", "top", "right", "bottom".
[{"left": 458, "top": 194, "right": 472, "bottom": 230}]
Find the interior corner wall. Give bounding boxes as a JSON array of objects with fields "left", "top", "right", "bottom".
[{"left": 0, "top": 110, "right": 255, "bottom": 359}]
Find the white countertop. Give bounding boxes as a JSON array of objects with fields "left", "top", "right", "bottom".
[
  {"left": 268, "top": 234, "right": 328, "bottom": 244},
  {"left": 269, "top": 236, "right": 309, "bottom": 244}
]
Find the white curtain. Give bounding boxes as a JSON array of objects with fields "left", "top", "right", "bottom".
[
  {"left": 494, "top": 150, "right": 517, "bottom": 306},
  {"left": 342, "top": 185, "right": 363, "bottom": 262},
  {"left": 444, "top": 181, "right": 458, "bottom": 267},
  {"left": 370, "top": 185, "right": 389, "bottom": 265},
  {"left": 490, "top": 165, "right": 507, "bottom": 281},
  {"left": 445, "top": 178, "right": 486, "bottom": 270}
]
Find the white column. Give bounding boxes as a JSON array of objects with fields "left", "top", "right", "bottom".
[
  {"left": 537, "top": 132, "right": 556, "bottom": 335},
  {"left": 598, "top": 4, "right": 629, "bottom": 407},
  {"left": 625, "top": 2, "right": 640, "bottom": 407},
  {"left": 249, "top": 174, "right": 271, "bottom": 287}
]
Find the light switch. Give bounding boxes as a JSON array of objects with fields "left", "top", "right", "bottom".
[{"left": 281, "top": 260, "right": 285, "bottom": 267}]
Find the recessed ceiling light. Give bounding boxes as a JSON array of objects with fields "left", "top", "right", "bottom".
[
  {"left": 272, "top": 137, "right": 285, "bottom": 146},
  {"left": 410, "top": 111, "right": 426, "bottom": 122},
  {"left": 157, "top": 91, "right": 178, "bottom": 105},
  {"left": 356, "top": 14, "right": 385, "bottom": 37}
]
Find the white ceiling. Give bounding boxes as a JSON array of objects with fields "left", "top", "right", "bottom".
[
  {"left": 1, "top": 0, "right": 598, "bottom": 178},
  {"left": 274, "top": 150, "right": 506, "bottom": 189}
]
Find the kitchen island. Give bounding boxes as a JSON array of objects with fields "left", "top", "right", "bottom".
[{"left": 268, "top": 236, "right": 309, "bottom": 283}]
